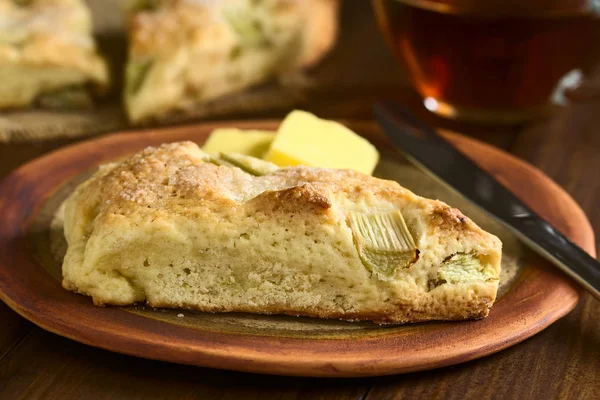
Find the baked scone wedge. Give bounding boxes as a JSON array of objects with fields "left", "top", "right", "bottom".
[
  {"left": 124, "top": 0, "right": 339, "bottom": 122},
  {"left": 62, "top": 142, "right": 502, "bottom": 324},
  {"left": 0, "top": 0, "right": 109, "bottom": 109}
]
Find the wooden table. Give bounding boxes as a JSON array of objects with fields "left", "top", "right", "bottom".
[{"left": 1, "top": 2, "right": 599, "bottom": 399}]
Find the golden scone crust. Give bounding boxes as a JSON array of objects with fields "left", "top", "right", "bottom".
[
  {"left": 125, "top": 0, "right": 340, "bottom": 122},
  {"left": 63, "top": 142, "right": 502, "bottom": 324},
  {"left": 297, "top": 0, "right": 340, "bottom": 68},
  {"left": 0, "top": 0, "right": 108, "bottom": 108}
]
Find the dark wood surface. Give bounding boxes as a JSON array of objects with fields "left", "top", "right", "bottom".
[{"left": 0, "top": 1, "right": 599, "bottom": 398}]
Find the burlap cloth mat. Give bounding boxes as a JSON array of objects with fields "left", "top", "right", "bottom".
[{"left": 0, "top": 0, "right": 310, "bottom": 143}]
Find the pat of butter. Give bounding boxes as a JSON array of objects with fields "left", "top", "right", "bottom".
[
  {"left": 264, "top": 111, "right": 380, "bottom": 175},
  {"left": 202, "top": 129, "right": 275, "bottom": 158}
]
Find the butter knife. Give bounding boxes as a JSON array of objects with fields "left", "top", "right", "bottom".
[{"left": 374, "top": 102, "right": 600, "bottom": 299}]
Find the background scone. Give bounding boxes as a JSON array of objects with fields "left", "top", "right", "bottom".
[
  {"left": 124, "top": 0, "right": 340, "bottom": 122},
  {"left": 0, "top": 0, "right": 109, "bottom": 109},
  {"left": 62, "top": 142, "right": 502, "bottom": 324}
]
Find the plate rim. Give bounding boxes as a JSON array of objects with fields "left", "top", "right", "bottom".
[{"left": 0, "top": 120, "right": 593, "bottom": 377}]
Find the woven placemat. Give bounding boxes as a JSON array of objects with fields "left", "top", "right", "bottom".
[
  {"left": 0, "top": 86, "right": 308, "bottom": 143},
  {"left": 0, "top": 0, "right": 311, "bottom": 143}
]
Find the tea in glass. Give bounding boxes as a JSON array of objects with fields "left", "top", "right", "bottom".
[{"left": 373, "top": 0, "right": 600, "bottom": 123}]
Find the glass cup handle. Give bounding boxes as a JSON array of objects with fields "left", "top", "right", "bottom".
[
  {"left": 551, "top": 0, "right": 600, "bottom": 106},
  {"left": 552, "top": 67, "right": 600, "bottom": 106},
  {"left": 551, "top": 69, "right": 585, "bottom": 106}
]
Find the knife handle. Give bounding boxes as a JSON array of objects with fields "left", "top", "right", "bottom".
[{"left": 510, "top": 214, "right": 600, "bottom": 299}]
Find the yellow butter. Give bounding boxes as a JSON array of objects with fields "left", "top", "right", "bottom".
[
  {"left": 264, "top": 111, "right": 380, "bottom": 175},
  {"left": 202, "top": 129, "right": 275, "bottom": 158}
]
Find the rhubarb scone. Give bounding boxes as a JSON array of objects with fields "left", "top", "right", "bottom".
[
  {"left": 124, "top": 0, "right": 340, "bottom": 122},
  {"left": 0, "top": 0, "right": 109, "bottom": 109},
  {"left": 62, "top": 142, "right": 502, "bottom": 324}
]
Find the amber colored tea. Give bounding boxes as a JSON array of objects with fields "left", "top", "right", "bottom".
[{"left": 374, "top": 0, "right": 600, "bottom": 123}]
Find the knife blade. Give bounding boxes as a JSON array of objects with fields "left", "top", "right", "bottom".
[{"left": 373, "top": 101, "right": 600, "bottom": 300}]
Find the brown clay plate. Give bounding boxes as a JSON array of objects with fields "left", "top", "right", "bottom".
[{"left": 0, "top": 121, "right": 594, "bottom": 377}]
